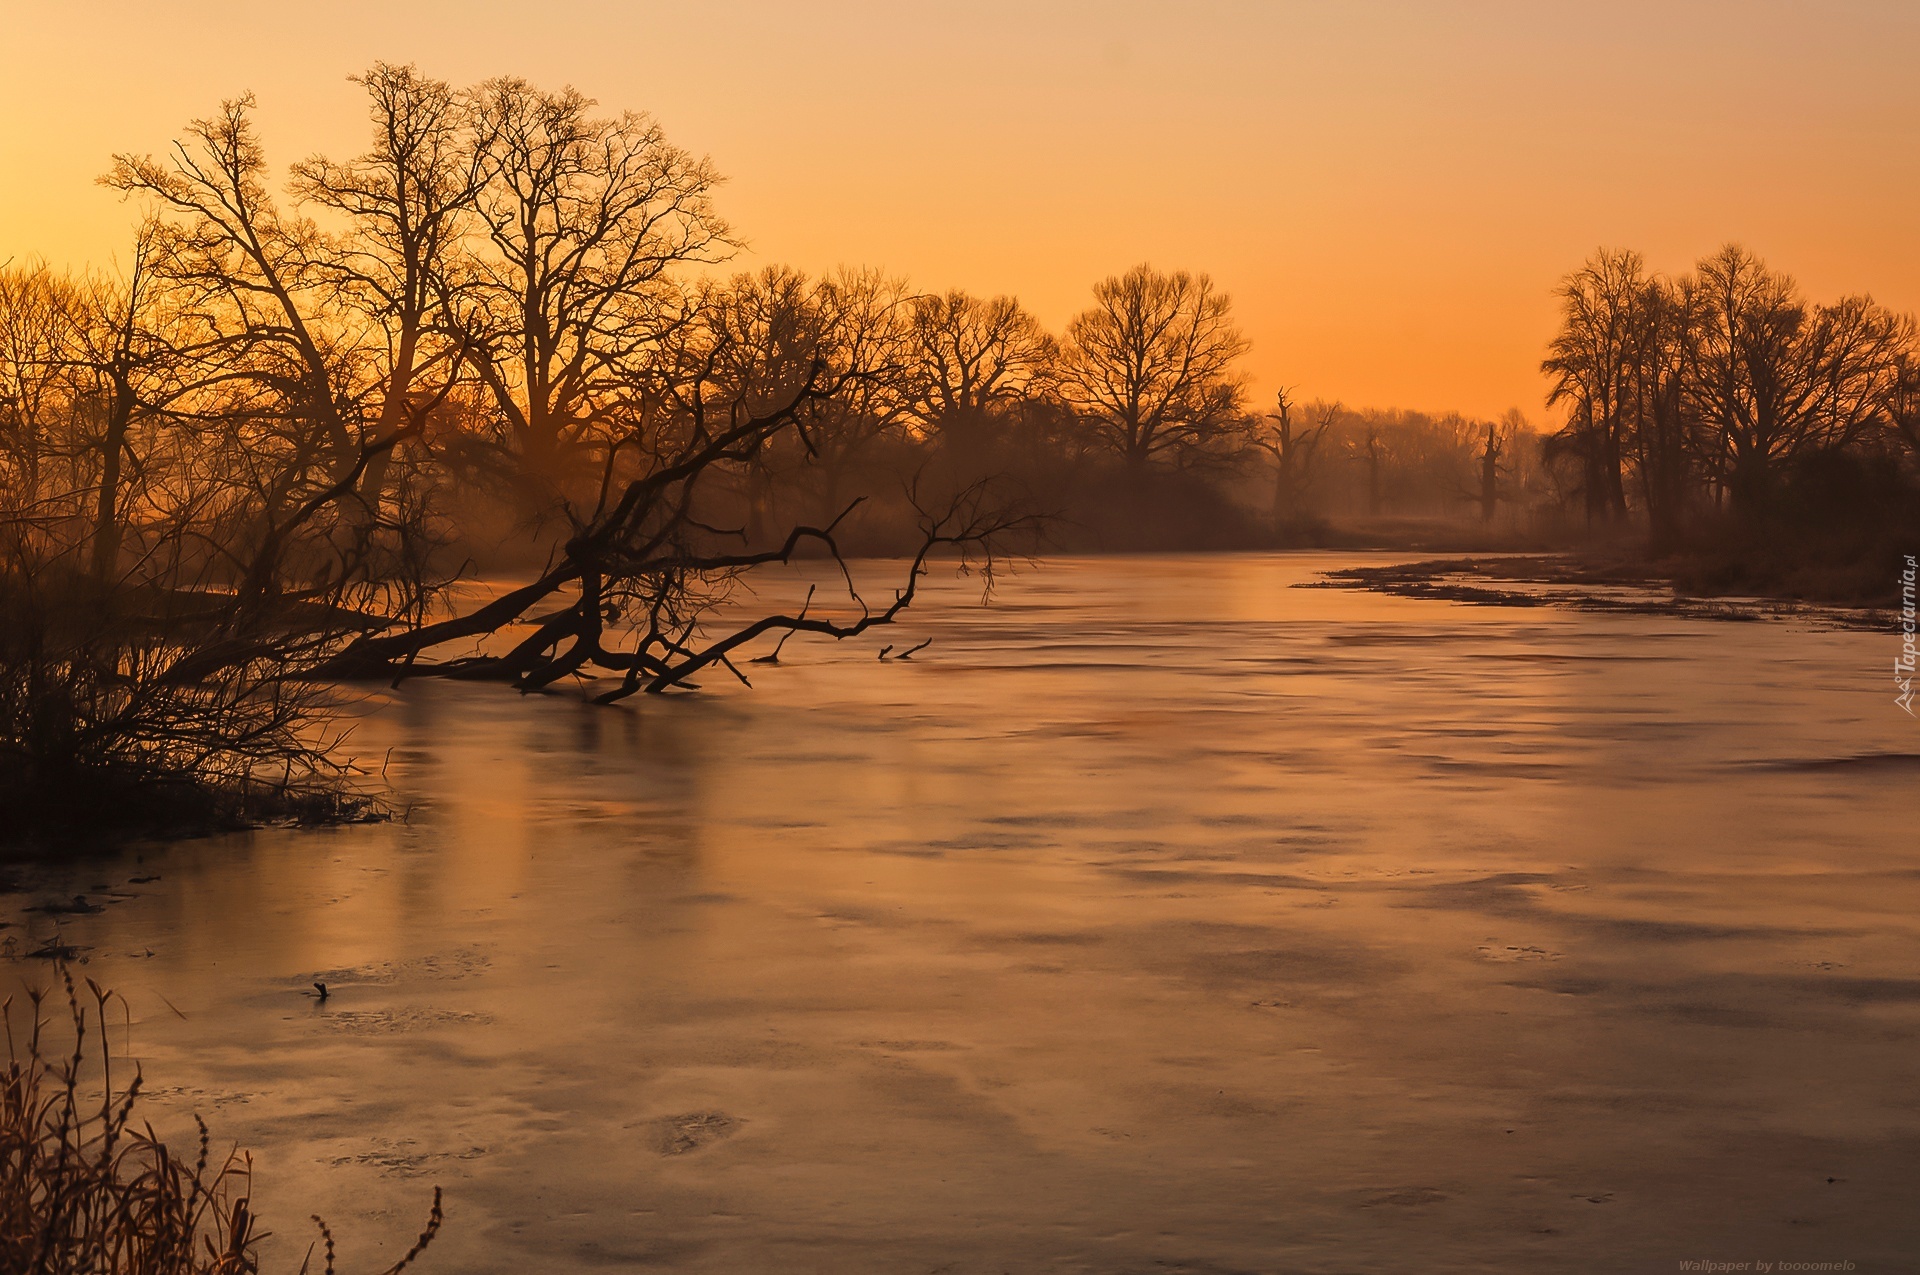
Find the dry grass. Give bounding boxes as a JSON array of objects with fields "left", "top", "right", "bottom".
[{"left": 1, "top": 976, "right": 441, "bottom": 1274}]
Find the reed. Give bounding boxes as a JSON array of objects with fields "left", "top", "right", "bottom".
[{"left": 0, "top": 975, "right": 440, "bottom": 1274}]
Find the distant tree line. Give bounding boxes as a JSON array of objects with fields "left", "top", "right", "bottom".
[{"left": 1247, "top": 397, "right": 1549, "bottom": 531}]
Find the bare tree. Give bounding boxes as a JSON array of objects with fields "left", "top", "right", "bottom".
[
  {"left": 1356, "top": 422, "right": 1385, "bottom": 516},
  {"left": 288, "top": 62, "right": 489, "bottom": 531},
  {"left": 1542, "top": 248, "right": 1641, "bottom": 522},
  {"left": 673, "top": 266, "right": 919, "bottom": 536},
  {"left": 466, "top": 77, "right": 729, "bottom": 490},
  {"left": 1889, "top": 346, "right": 1920, "bottom": 458},
  {"left": 1477, "top": 423, "right": 1503, "bottom": 523},
  {"left": 1621, "top": 274, "right": 1699, "bottom": 551},
  {"left": 675, "top": 266, "right": 833, "bottom": 541},
  {"left": 49, "top": 226, "right": 199, "bottom": 583},
  {"left": 795, "top": 267, "right": 916, "bottom": 521},
  {"left": 1056, "top": 264, "right": 1249, "bottom": 470},
  {"left": 904, "top": 290, "right": 1054, "bottom": 441},
  {"left": 103, "top": 94, "right": 435, "bottom": 616},
  {"left": 1688, "top": 244, "right": 1912, "bottom": 515},
  {"left": 1250, "top": 388, "right": 1335, "bottom": 525},
  {"left": 0, "top": 262, "right": 66, "bottom": 505}
]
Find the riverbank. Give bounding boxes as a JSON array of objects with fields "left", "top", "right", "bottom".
[{"left": 1314, "top": 554, "right": 1895, "bottom": 630}]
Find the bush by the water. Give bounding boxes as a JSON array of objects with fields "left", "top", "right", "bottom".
[
  {"left": 1665, "top": 451, "right": 1920, "bottom": 607},
  {"left": 0, "top": 553, "right": 372, "bottom": 853}
]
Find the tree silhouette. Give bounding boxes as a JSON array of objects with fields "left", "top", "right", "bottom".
[{"left": 1057, "top": 264, "right": 1249, "bottom": 470}]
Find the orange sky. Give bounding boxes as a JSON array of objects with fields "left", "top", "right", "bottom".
[{"left": 4, "top": 1, "right": 1916, "bottom": 421}]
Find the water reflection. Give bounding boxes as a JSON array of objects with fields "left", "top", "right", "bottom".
[{"left": 6, "top": 553, "right": 1916, "bottom": 1272}]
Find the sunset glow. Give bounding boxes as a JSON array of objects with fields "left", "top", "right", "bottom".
[{"left": 5, "top": 1, "right": 1916, "bottom": 419}]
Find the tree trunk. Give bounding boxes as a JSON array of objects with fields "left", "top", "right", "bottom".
[
  {"left": 1365, "top": 434, "right": 1382, "bottom": 517},
  {"left": 90, "top": 376, "right": 132, "bottom": 581},
  {"left": 1479, "top": 426, "right": 1500, "bottom": 524}
]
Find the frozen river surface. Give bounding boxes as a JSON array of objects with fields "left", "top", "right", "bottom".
[{"left": 5, "top": 553, "right": 1917, "bottom": 1273}]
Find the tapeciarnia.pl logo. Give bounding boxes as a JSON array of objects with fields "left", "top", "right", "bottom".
[{"left": 1898, "top": 554, "right": 1917, "bottom": 716}]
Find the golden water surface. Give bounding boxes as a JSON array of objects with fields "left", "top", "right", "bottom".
[{"left": 6, "top": 553, "right": 1916, "bottom": 1273}]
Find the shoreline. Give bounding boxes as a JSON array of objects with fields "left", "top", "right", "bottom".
[{"left": 1308, "top": 553, "right": 1894, "bottom": 630}]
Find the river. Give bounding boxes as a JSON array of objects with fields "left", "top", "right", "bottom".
[{"left": 4, "top": 552, "right": 1915, "bottom": 1273}]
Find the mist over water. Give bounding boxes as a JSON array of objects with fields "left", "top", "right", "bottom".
[{"left": 6, "top": 553, "right": 1915, "bottom": 1273}]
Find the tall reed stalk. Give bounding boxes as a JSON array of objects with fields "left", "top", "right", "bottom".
[{"left": 1, "top": 975, "right": 440, "bottom": 1274}]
